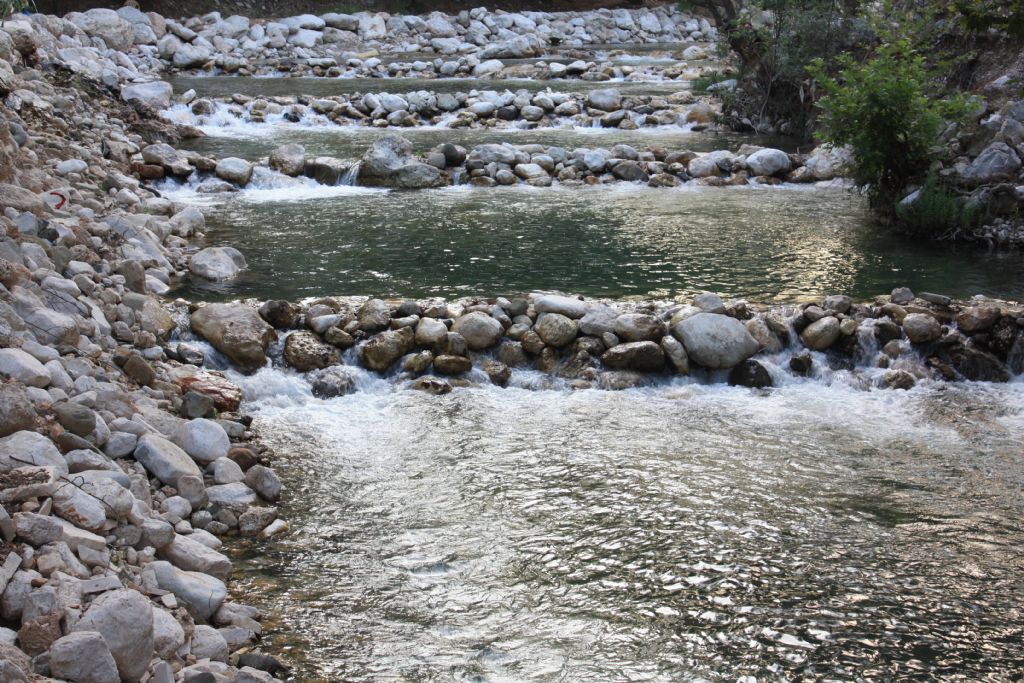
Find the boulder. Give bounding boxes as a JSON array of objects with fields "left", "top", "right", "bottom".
[
  {"left": 613, "top": 314, "right": 664, "bottom": 342},
  {"left": 0, "top": 184, "right": 44, "bottom": 213},
  {"left": 189, "top": 247, "right": 246, "bottom": 281},
  {"left": 173, "top": 42, "right": 212, "bottom": 68},
  {"left": 0, "top": 348, "right": 49, "bottom": 387},
  {"left": 70, "top": 9, "right": 135, "bottom": 51},
  {"left": 534, "top": 295, "right": 587, "bottom": 319},
  {"left": 728, "top": 359, "right": 773, "bottom": 388},
  {"left": 587, "top": 88, "right": 622, "bottom": 112},
  {"left": 361, "top": 328, "right": 415, "bottom": 372},
  {"left": 150, "top": 560, "right": 226, "bottom": 620},
  {"left": 134, "top": 433, "right": 203, "bottom": 486},
  {"left": 215, "top": 157, "right": 254, "bottom": 186},
  {"left": 269, "top": 143, "right": 305, "bottom": 176},
  {"left": 0, "top": 430, "right": 66, "bottom": 473},
  {"left": 451, "top": 311, "right": 503, "bottom": 350},
  {"left": 190, "top": 303, "right": 276, "bottom": 372},
  {"left": 284, "top": 331, "right": 339, "bottom": 371},
  {"left": 536, "top": 313, "right": 578, "bottom": 347},
  {"left": 962, "top": 142, "right": 1021, "bottom": 184},
  {"left": 359, "top": 134, "right": 444, "bottom": 189},
  {"left": 74, "top": 589, "right": 154, "bottom": 683},
  {"left": 602, "top": 341, "right": 665, "bottom": 372},
  {"left": 309, "top": 366, "right": 357, "bottom": 398},
  {"left": 172, "top": 418, "right": 229, "bottom": 464},
  {"left": 159, "top": 533, "right": 232, "bottom": 580},
  {"left": 745, "top": 148, "right": 791, "bottom": 176},
  {"left": 48, "top": 631, "right": 120, "bottom": 683},
  {"left": 245, "top": 464, "right": 282, "bottom": 502},
  {"left": 902, "top": 313, "right": 941, "bottom": 344},
  {"left": 801, "top": 317, "right": 841, "bottom": 350},
  {"left": 121, "top": 81, "right": 173, "bottom": 110},
  {"left": 0, "top": 384, "right": 34, "bottom": 437},
  {"left": 956, "top": 305, "right": 1000, "bottom": 333},
  {"left": 672, "top": 313, "right": 759, "bottom": 369}
]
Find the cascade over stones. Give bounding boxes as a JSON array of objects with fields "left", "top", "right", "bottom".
[{"left": 0, "top": 2, "right": 1020, "bottom": 678}]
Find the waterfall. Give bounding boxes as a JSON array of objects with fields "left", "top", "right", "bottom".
[
  {"left": 339, "top": 165, "right": 360, "bottom": 186},
  {"left": 451, "top": 168, "right": 465, "bottom": 185}
]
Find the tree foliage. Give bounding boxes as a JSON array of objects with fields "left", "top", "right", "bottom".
[{"left": 809, "top": 42, "right": 971, "bottom": 215}]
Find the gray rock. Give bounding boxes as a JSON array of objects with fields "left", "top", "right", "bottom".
[
  {"left": 134, "top": 433, "right": 203, "bottom": 486},
  {"left": 361, "top": 327, "right": 415, "bottom": 372},
  {"left": 206, "top": 482, "right": 257, "bottom": 510},
  {"left": 189, "top": 247, "right": 246, "bottom": 281},
  {"left": 191, "top": 624, "right": 229, "bottom": 662},
  {"left": 0, "top": 384, "right": 35, "bottom": 437},
  {"left": 190, "top": 303, "right": 276, "bottom": 372},
  {"left": 745, "top": 148, "right": 791, "bottom": 176},
  {"left": 53, "top": 402, "right": 95, "bottom": 436},
  {"left": 534, "top": 295, "right": 587, "bottom": 319},
  {"left": 613, "top": 313, "right": 664, "bottom": 342},
  {"left": 150, "top": 560, "right": 226, "bottom": 620},
  {"left": 52, "top": 483, "right": 107, "bottom": 532},
  {"left": 121, "top": 80, "right": 173, "bottom": 110},
  {"left": 962, "top": 142, "right": 1021, "bottom": 184},
  {"left": 269, "top": 143, "right": 305, "bottom": 176},
  {"left": 309, "top": 366, "right": 357, "bottom": 398},
  {"left": 660, "top": 335, "right": 690, "bottom": 374},
  {"left": 284, "top": 330, "right": 339, "bottom": 371},
  {"left": 0, "top": 431, "right": 66, "bottom": 473},
  {"left": 245, "top": 465, "right": 281, "bottom": 502},
  {"left": 173, "top": 42, "right": 212, "bottom": 68},
  {"left": 672, "top": 313, "right": 759, "bottom": 369},
  {"left": 152, "top": 607, "right": 185, "bottom": 660},
  {"left": 536, "top": 313, "right": 578, "bottom": 347},
  {"left": 49, "top": 631, "right": 120, "bottom": 683},
  {"left": 902, "top": 313, "right": 941, "bottom": 344},
  {"left": 172, "top": 418, "right": 229, "bottom": 465},
  {"left": 587, "top": 88, "right": 622, "bottom": 112},
  {"left": 359, "top": 134, "right": 444, "bottom": 189},
  {"left": 602, "top": 341, "right": 665, "bottom": 372},
  {"left": 159, "top": 533, "right": 232, "bottom": 579},
  {"left": 212, "top": 457, "right": 244, "bottom": 485},
  {"left": 451, "top": 311, "right": 503, "bottom": 350},
  {"left": 0, "top": 348, "right": 49, "bottom": 387},
  {"left": 801, "top": 316, "right": 841, "bottom": 350},
  {"left": 214, "top": 157, "right": 254, "bottom": 186},
  {"left": 14, "top": 512, "right": 62, "bottom": 546},
  {"left": 74, "top": 589, "right": 154, "bottom": 683}
]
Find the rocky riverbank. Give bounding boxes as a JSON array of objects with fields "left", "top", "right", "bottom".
[
  {"left": 186, "top": 289, "right": 1022, "bottom": 397},
  {"left": 45, "top": 5, "right": 717, "bottom": 77},
  {"left": 0, "top": 19, "right": 290, "bottom": 683}
]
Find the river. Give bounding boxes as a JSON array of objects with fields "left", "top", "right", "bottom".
[{"left": 166, "top": 75, "right": 1024, "bottom": 682}]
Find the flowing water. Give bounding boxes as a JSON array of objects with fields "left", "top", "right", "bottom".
[
  {"left": 225, "top": 368, "right": 1024, "bottom": 682},
  {"left": 172, "top": 71, "right": 1024, "bottom": 681},
  {"left": 169, "top": 76, "right": 697, "bottom": 100}
]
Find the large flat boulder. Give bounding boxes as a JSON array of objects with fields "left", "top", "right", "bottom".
[{"left": 190, "top": 303, "right": 276, "bottom": 372}]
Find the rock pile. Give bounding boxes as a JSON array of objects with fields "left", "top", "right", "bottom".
[
  {"left": 0, "top": 19, "right": 288, "bottom": 683},
  {"left": 192, "top": 290, "right": 1022, "bottom": 395},
  {"left": 172, "top": 88, "right": 715, "bottom": 132}
]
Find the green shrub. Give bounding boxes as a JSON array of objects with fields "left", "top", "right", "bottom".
[
  {"left": 809, "top": 42, "right": 970, "bottom": 215},
  {"left": 894, "top": 174, "right": 986, "bottom": 237}
]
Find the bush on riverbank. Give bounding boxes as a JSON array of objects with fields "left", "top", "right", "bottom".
[{"left": 809, "top": 42, "right": 972, "bottom": 219}]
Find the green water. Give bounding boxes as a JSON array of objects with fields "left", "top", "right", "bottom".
[{"left": 172, "top": 183, "right": 1024, "bottom": 303}]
